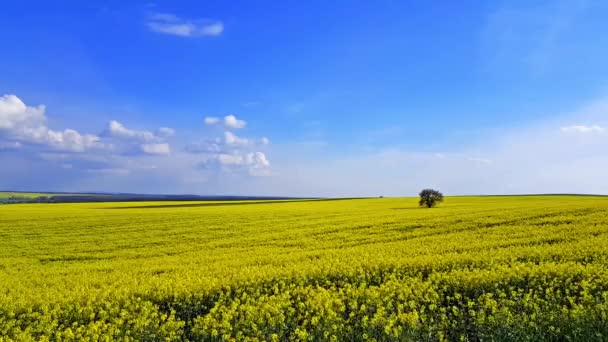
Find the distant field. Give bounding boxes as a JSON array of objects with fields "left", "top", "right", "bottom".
[{"left": 1, "top": 196, "right": 608, "bottom": 340}]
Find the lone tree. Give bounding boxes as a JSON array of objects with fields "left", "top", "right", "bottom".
[{"left": 419, "top": 189, "right": 444, "bottom": 208}]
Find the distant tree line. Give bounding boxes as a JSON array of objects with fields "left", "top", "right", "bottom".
[{"left": 1, "top": 196, "right": 59, "bottom": 204}]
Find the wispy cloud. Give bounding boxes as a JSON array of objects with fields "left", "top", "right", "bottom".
[
  {"left": 141, "top": 143, "right": 170, "bottom": 155},
  {"left": 157, "top": 127, "right": 175, "bottom": 137},
  {"left": 482, "top": 0, "right": 591, "bottom": 73},
  {"left": 147, "top": 12, "right": 224, "bottom": 37},
  {"left": 253, "top": 96, "right": 608, "bottom": 197},
  {"left": 560, "top": 125, "right": 605, "bottom": 134},
  {"left": 204, "top": 117, "right": 220, "bottom": 125}
]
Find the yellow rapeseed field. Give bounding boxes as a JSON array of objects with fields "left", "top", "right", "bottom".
[{"left": 1, "top": 196, "right": 608, "bottom": 341}]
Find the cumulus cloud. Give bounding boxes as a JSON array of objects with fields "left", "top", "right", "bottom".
[
  {"left": 185, "top": 128, "right": 270, "bottom": 178},
  {"left": 246, "top": 152, "right": 271, "bottom": 176},
  {"left": 0, "top": 94, "right": 104, "bottom": 152},
  {"left": 38, "top": 129, "right": 102, "bottom": 152},
  {"left": 103, "top": 121, "right": 175, "bottom": 155},
  {"left": 224, "top": 131, "right": 249, "bottom": 146},
  {"left": 224, "top": 115, "right": 246, "bottom": 129},
  {"left": 141, "top": 143, "right": 171, "bottom": 155},
  {"left": 0, "top": 94, "right": 46, "bottom": 129},
  {"left": 106, "top": 120, "right": 156, "bottom": 141},
  {"left": 560, "top": 125, "right": 605, "bottom": 134},
  {"left": 189, "top": 118, "right": 271, "bottom": 177},
  {"left": 205, "top": 115, "right": 247, "bottom": 129},
  {"left": 212, "top": 151, "right": 270, "bottom": 176},
  {"left": 6, "top": 91, "right": 608, "bottom": 196},
  {"left": 187, "top": 131, "right": 268, "bottom": 154},
  {"left": 0, "top": 94, "right": 274, "bottom": 192},
  {"left": 0, "top": 94, "right": 177, "bottom": 158},
  {"left": 147, "top": 13, "right": 224, "bottom": 37},
  {"left": 216, "top": 152, "right": 267, "bottom": 166}
]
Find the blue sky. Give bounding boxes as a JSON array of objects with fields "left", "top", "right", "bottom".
[{"left": 2, "top": 0, "right": 608, "bottom": 196}]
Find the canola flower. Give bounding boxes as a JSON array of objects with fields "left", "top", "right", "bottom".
[{"left": 1, "top": 196, "right": 608, "bottom": 340}]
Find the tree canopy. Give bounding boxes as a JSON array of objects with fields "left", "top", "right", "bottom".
[{"left": 419, "top": 189, "right": 444, "bottom": 208}]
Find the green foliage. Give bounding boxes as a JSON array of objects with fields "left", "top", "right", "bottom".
[
  {"left": 1, "top": 196, "right": 608, "bottom": 340},
  {"left": 0, "top": 192, "right": 79, "bottom": 204},
  {"left": 0, "top": 192, "right": 46, "bottom": 204},
  {"left": 419, "top": 189, "right": 444, "bottom": 208}
]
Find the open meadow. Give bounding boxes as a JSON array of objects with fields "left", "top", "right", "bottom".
[{"left": 1, "top": 196, "right": 608, "bottom": 341}]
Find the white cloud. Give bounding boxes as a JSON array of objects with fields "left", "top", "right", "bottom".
[
  {"left": 216, "top": 153, "right": 245, "bottom": 166},
  {"left": 190, "top": 119, "right": 270, "bottom": 177},
  {"left": 0, "top": 94, "right": 46, "bottom": 129},
  {"left": 42, "top": 129, "right": 102, "bottom": 152},
  {"left": 147, "top": 13, "right": 224, "bottom": 37},
  {"left": 224, "top": 131, "right": 249, "bottom": 146},
  {"left": 185, "top": 128, "right": 270, "bottom": 177},
  {"left": 185, "top": 138, "right": 223, "bottom": 153},
  {"left": 0, "top": 94, "right": 178, "bottom": 158},
  {"left": 223, "top": 115, "right": 246, "bottom": 129},
  {"left": 560, "top": 125, "right": 604, "bottom": 134},
  {"left": 204, "top": 116, "right": 220, "bottom": 125},
  {"left": 246, "top": 152, "right": 271, "bottom": 176},
  {"left": 157, "top": 127, "right": 175, "bottom": 137},
  {"left": 0, "top": 94, "right": 104, "bottom": 153},
  {"left": 104, "top": 121, "right": 174, "bottom": 156},
  {"left": 215, "top": 151, "right": 270, "bottom": 176},
  {"left": 141, "top": 143, "right": 171, "bottom": 155},
  {"left": 187, "top": 129, "right": 267, "bottom": 155},
  {"left": 106, "top": 120, "right": 156, "bottom": 142},
  {"left": 204, "top": 115, "right": 247, "bottom": 129},
  {"left": 11, "top": 93, "right": 608, "bottom": 197},
  {"left": 1, "top": 94, "right": 275, "bottom": 191}
]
